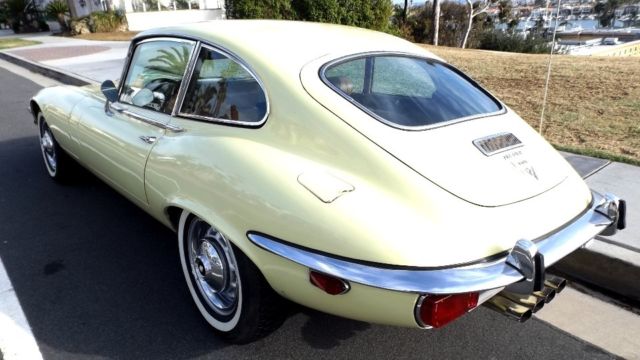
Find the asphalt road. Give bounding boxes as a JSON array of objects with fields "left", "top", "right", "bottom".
[{"left": 0, "top": 66, "right": 618, "bottom": 360}]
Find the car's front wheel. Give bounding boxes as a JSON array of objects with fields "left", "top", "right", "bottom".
[
  {"left": 38, "top": 113, "right": 74, "bottom": 183},
  {"left": 178, "top": 211, "right": 284, "bottom": 343}
]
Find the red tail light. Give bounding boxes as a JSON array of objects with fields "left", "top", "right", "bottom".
[
  {"left": 309, "top": 270, "right": 350, "bottom": 295},
  {"left": 416, "top": 292, "right": 479, "bottom": 328}
]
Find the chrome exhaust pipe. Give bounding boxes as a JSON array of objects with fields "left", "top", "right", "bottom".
[
  {"left": 544, "top": 275, "right": 567, "bottom": 293},
  {"left": 499, "top": 291, "right": 545, "bottom": 313},
  {"left": 533, "top": 286, "right": 556, "bottom": 303},
  {"left": 484, "top": 295, "right": 533, "bottom": 323}
]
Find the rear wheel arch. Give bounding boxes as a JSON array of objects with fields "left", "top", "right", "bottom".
[{"left": 163, "top": 203, "right": 263, "bottom": 270}]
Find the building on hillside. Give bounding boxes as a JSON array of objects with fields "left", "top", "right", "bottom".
[
  {"left": 34, "top": 0, "right": 225, "bottom": 31},
  {"left": 115, "top": 0, "right": 225, "bottom": 31}
]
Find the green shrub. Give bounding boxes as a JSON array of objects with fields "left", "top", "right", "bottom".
[
  {"left": 476, "top": 30, "right": 551, "bottom": 54},
  {"left": 224, "top": 0, "right": 394, "bottom": 31},
  {"left": 225, "top": 0, "right": 295, "bottom": 20},
  {"left": 90, "top": 10, "right": 127, "bottom": 33},
  {"left": 38, "top": 19, "right": 50, "bottom": 31},
  {"left": 45, "top": 0, "right": 69, "bottom": 31}
]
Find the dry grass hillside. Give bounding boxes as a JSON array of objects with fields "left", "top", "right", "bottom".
[{"left": 423, "top": 45, "right": 640, "bottom": 165}]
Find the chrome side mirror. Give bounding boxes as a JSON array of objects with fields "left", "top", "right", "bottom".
[
  {"left": 132, "top": 88, "right": 154, "bottom": 107},
  {"left": 101, "top": 80, "right": 118, "bottom": 103},
  {"left": 101, "top": 80, "right": 118, "bottom": 114}
]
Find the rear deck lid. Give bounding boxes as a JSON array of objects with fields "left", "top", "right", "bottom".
[{"left": 301, "top": 52, "right": 569, "bottom": 207}]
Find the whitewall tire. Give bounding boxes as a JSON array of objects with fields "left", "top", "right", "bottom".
[{"left": 178, "top": 210, "right": 284, "bottom": 343}]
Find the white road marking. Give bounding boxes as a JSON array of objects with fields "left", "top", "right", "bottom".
[
  {"left": 537, "top": 286, "right": 640, "bottom": 360},
  {"left": 0, "top": 257, "right": 44, "bottom": 360}
]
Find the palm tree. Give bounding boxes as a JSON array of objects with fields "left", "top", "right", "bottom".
[
  {"left": 147, "top": 46, "right": 192, "bottom": 78},
  {"left": 45, "top": 0, "right": 70, "bottom": 32}
]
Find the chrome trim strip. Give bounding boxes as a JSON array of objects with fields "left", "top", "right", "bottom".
[
  {"left": 120, "top": 108, "right": 185, "bottom": 133},
  {"left": 414, "top": 295, "right": 433, "bottom": 329},
  {"left": 137, "top": 37, "right": 196, "bottom": 45},
  {"left": 175, "top": 43, "right": 270, "bottom": 128},
  {"left": 319, "top": 51, "right": 507, "bottom": 132},
  {"left": 248, "top": 191, "right": 615, "bottom": 294},
  {"left": 172, "top": 41, "right": 201, "bottom": 117}
]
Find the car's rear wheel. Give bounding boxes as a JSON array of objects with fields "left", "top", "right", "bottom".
[
  {"left": 178, "top": 211, "right": 284, "bottom": 343},
  {"left": 38, "top": 113, "right": 74, "bottom": 182}
]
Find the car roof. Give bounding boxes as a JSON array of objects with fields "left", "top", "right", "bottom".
[{"left": 135, "top": 20, "right": 439, "bottom": 74}]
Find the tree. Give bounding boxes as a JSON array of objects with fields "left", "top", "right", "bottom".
[
  {"left": 224, "top": 0, "right": 295, "bottom": 20},
  {"left": 594, "top": 0, "right": 621, "bottom": 28},
  {"left": 5, "top": 0, "right": 31, "bottom": 32},
  {"left": 462, "top": 0, "right": 494, "bottom": 49},
  {"left": 225, "top": 0, "right": 394, "bottom": 31},
  {"left": 403, "top": 0, "right": 409, "bottom": 22},
  {"left": 497, "top": 0, "right": 511, "bottom": 24},
  {"left": 433, "top": 0, "right": 440, "bottom": 45}
]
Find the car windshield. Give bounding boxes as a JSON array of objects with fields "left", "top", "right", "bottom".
[{"left": 323, "top": 55, "right": 502, "bottom": 128}]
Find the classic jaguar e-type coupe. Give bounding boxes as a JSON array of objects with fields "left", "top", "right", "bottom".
[{"left": 30, "top": 20, "right": 626, "bottom": 343}]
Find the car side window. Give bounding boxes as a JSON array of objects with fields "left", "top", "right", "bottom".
[
  {"left": 180, "top": 46, "right": 267, "bottom": 123},
  {"left": 120, "top": 40, "right": 194, "bottom": 115},
  {"left": 324, "top": 58, "right": 365, "bottom": 95}
]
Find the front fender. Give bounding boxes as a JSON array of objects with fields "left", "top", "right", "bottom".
[{"left": 30, "top": 85, "right": 95, "bottom": 153}]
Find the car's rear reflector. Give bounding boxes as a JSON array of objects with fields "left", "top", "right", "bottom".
[
  {"left": 309, "top": 270, "right": 350, "bottom": 295},
  {"left": 416, "top": 292, "right": 479, "bottom": 328}
]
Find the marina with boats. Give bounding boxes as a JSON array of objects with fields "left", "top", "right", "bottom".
[{"left": 495, "top": 1, "right": 640, "bottom": 55}]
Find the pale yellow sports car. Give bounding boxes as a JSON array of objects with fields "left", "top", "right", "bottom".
[{"left": 30, "top": 20, "right": 626, "bottom": 343}]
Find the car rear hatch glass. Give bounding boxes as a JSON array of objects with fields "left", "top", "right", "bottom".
[{"left": 322, "top": 55, "right": 504, "bottom": 128}]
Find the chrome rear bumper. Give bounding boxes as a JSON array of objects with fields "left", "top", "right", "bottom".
[{"left": 248, "top": 190, "right": 625, "bottom": 295}]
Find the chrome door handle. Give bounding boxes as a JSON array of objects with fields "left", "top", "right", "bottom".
[{"left": 139, "top": 136, "right": 157, "bottom": 144}]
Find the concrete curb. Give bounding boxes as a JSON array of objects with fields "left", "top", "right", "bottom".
[
  {"left": 3, "top": 48, "right": 639, "bottom": 307},
  {"left": 0, "top": 51, "right": 96, "bottom": 86},
  {"left": 554, "top": 239, "right": 640, "bottom": 304}
]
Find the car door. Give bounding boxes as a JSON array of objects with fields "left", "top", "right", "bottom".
[{"left": 73, "top": 38, "right": 196, "bottom": 206}]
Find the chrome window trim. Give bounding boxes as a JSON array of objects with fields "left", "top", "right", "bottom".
[
  {"left": 117, "top": 37, "right": 197, "bottom": 115},
  {"left": 248, "top": 191, "right": 615, "bottom": 294},
  {"left": 120, "top": 108, "right": 185, "bottom": 133},
  {"left": 319, "top": 51, "right": 507, "bottom": 132},
  {"left": 172, "top": 40, "right": 201, "bottom": 117},
  {"left": 108, "top": 103, "right": 185, "bottom": 132},
  {"left": 176, "top": 43, "right": 270, "bottom": 127}
]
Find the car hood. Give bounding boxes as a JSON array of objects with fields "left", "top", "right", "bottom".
[{"left": 301, "top": 55, "right": 570, "bottom": 207}]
